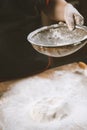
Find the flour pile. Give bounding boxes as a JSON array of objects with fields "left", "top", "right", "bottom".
[
  {"left": 32, "top": 26, "right": 87, "bottom": 46},
  {"left": 0, "top": 68, "right": 87, "bottom": 130}
]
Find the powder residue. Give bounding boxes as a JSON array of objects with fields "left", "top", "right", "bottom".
[{"left": 0, "top": 69, "right": 87, "bottom": 130}]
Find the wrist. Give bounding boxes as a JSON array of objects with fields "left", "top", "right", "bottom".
[
  {"left": 54, "top": 0, "right": 68, "bottom": 19},
  {"left": 56, "top": 0, "right": 68, "bottom": 8},
  {"left": 45, "top": 0, "right": 68, "bottom": 6}
]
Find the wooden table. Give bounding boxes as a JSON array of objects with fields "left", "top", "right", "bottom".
[{"left": 0, "top": 62, "right": 87, "bottom": 96}]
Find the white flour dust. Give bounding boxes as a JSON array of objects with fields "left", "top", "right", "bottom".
[
  {"left": 32, "top": 26, "right": 87, "bottom": 46},
  {"left": 0, "top": 68, "right": 87, "bottom": 130}
]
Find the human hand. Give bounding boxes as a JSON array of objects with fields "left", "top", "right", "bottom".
[
  {"left": 46, "top": 0, "right": 84, "bottom": 30},
  {"left": 64, "top": 3, "right": 84, "bottom": 30}
]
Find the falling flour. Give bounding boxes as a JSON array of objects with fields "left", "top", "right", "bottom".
[
  {"left": 0, "top": 67, "right": 87, "bottom": 130},
  {"left": 32, "top": 26, "right": 87, "bottom": 46}
]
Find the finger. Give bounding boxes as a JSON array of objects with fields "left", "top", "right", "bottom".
[
  {"left": 74, "top": 11, "right": 84, "bottom": 25},
  {"left": 73, "top": 8, "right": 84, "bottom": 25},
  {"left": 65, "top": 14, "right": 75, "bottom": 31},
  {"left": 64, "top": 4, "right": 75, "bottom": 31}
]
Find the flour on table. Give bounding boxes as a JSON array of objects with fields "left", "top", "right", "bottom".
[
  {"left": 0, "top": 68, "right": 87, "bottom": 130},
  {"left": 30, "top": 96, "right": 69, "bottom": 122}
]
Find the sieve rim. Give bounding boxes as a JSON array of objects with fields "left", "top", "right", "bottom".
[{"left": 27, "top": 24, "right": 87, "bottom": 47}]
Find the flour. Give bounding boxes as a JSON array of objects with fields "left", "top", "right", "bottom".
[
  {"left": 0, "top": 68, "right": 87, "bottom": 130},
  {"left": 30, "top": 97, "right": 69, "bottom": 122},
  {"left": 32, "top": 26, "right": 87, "bottom": 46}
]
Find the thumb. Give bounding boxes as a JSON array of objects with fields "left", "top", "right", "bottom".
[
  {"left": 65, "top": 14, "right": 75, "bottom": 31},
  {"left": 64, "top": 4, "right": 75, "bottom": 31}
]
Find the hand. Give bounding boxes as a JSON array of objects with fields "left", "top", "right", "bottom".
[
  {"left": 46, "top": 0, "right": 84, "bottom": 30},
  {"left": 64, "top": 4, "right": 84, "bottom": 30}
]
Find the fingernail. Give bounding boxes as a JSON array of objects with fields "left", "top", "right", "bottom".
[
  {"left": 69, "top": 26, "right": 74, "bottom": 31},
  {"left": 80, "top": 20, "right": 84, "bottom": 25}
]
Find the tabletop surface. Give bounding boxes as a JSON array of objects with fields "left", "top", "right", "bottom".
[{"left": 0, "top": 62, "right": 87, "bottom": 95}]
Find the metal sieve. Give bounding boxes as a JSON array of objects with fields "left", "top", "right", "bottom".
[{"left": 27, "top": 24, "right": 87, "bottom": 57}]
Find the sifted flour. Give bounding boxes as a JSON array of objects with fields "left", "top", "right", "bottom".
[
  {"left": 32, "top": 26, "right": 87, "bottom": 46},
  {"left": 0, "top": 67, "right": 87, "bottom": 130}
]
